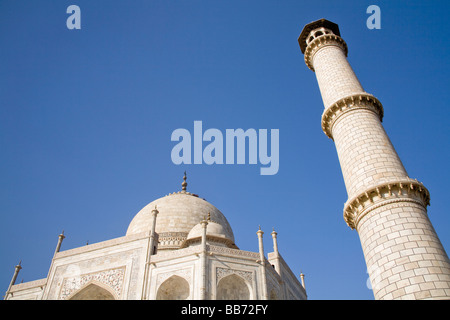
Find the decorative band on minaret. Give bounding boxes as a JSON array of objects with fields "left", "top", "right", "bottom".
[{"left": 299, "top": 19, "right": 450, "bottom": 300}]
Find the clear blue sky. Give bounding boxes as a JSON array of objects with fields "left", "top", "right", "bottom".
[{"left": 1, "top": 0, "right": 449, "bottom": 300}]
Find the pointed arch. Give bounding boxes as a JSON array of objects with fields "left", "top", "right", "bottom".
[
  {"left": 216, "top": 273, "right": 251, "bottom": 300},
  {"left": 67, "top": 281, "right": 117, "bottom": 300},
  {"left": 156, "top": 275, "right": 190, "bottom": 300}
]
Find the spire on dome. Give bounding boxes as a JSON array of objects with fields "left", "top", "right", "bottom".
[{"left": 182, "top": 171, "right": 187, "bottom": 191}]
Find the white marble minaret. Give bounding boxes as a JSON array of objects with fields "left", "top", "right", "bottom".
[{"left": 298, "top": 19, "right": 450, "bottom": 299}]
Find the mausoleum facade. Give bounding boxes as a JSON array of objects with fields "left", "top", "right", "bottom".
[{"left": 4, "top": 174, "right": 307, "bottom": 300}]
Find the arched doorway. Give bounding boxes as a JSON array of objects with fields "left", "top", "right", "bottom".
[
  {"left": 216, "top": 274, "right": 250, "bottom": 300},
  {"left": 68, "top": 282, "right": 116, "bottom": 300},
  {"left": 156, "top": 275, "right": 190, "bottom": 300}
]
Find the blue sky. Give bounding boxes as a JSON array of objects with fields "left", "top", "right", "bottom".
[{"left": 0, "top": 0, "right": 449, "bottom": 300}]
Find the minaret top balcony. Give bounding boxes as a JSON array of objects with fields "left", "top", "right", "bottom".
[
  {"left": 298, "top": 19, "right": 347, "bottom": 71},
  {"left": 298, "top": 19, "right": 340, "bottom": 53}
]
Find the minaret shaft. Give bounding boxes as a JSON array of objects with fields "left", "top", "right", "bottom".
[
  {"left": 313, "top": 45, "right": 364, "bottom": 107},
  {"left": 333, "top": 108, "right": 408, "bottom": 198},
  {"left": 312, "top": 44, "right": 408, "bottom": 198},
  {"left": 299, "top": 19, "right": 450, "bottom": 300}
]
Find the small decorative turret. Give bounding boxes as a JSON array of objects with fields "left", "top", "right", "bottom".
[
  {"left": 300, "top": 272, "right": 305, "bottom": 289},
  {"left": 4, "top": 261, "right": 22, "bottom": 300},
  {"left": 53, "top": 230, "right": 65, "bottom": 256},
  {"left": 271, "top": 228, "right": 279, "bottom": 256},
  {"left": 256, "top": 226, "right": 265, "bottom": 261},
  {"left": 256, "top": 226, "right": 268, "bottom": 300}
]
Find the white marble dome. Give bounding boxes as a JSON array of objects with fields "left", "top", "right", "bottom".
[{"left": 126, "top": 190, "right": 235, "bottom": 250}]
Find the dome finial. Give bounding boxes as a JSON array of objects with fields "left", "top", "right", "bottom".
[{"left": 182, "top": 171, "right": 187, "bottom": 191}]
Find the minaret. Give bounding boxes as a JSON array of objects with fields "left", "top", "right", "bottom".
[{"left": 298, "top": 19, "right": 450, "bottom": 300}]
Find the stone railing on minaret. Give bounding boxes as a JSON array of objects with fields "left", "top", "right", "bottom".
[{"left": 298, "top": 18, "right": 450, "bottom": 300}]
